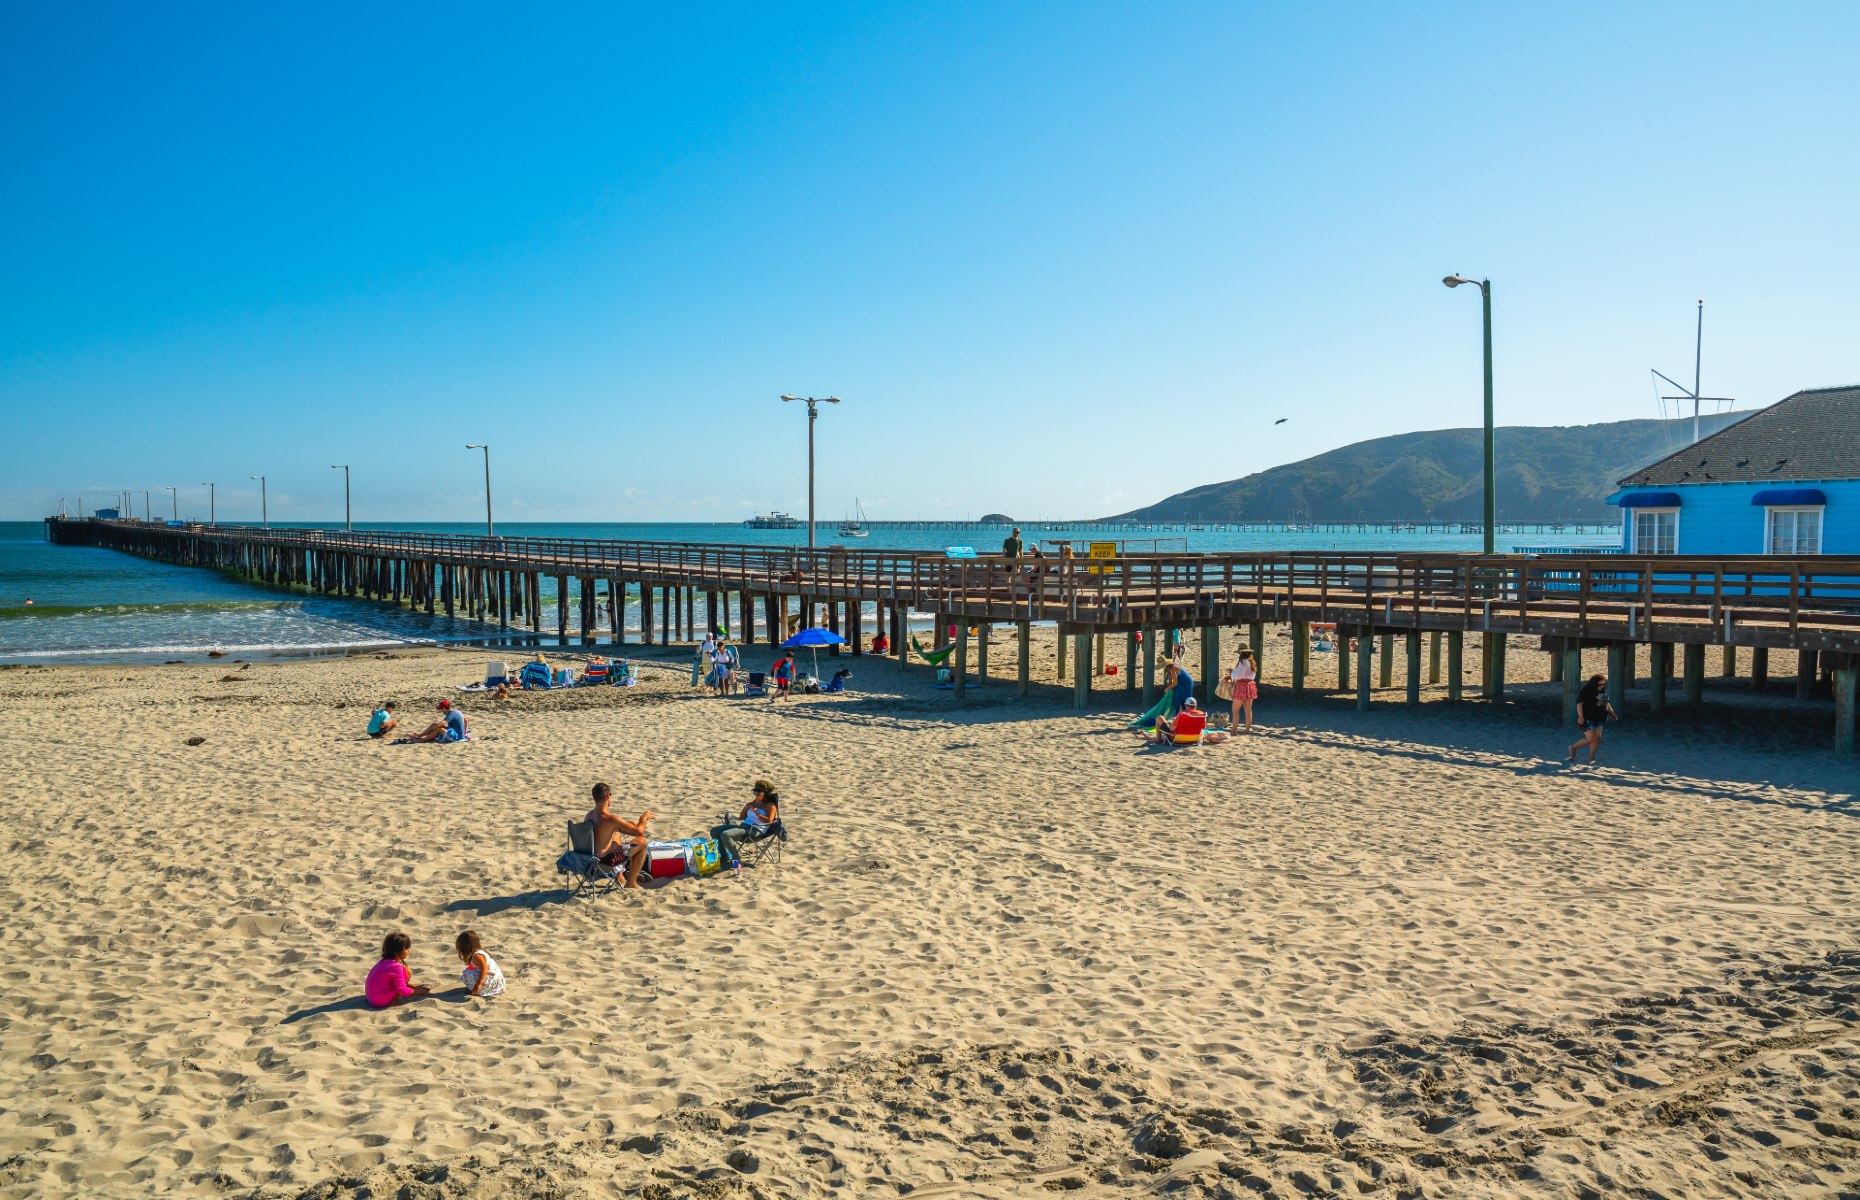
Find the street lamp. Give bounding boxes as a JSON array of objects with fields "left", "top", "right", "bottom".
[
  {"left": 164, "top": 486, "right": 177, "bottom": 521},
  {"left": 202, "top": 482, "right": 215, "bottom": 525},
  {"left": 1442, "top": 274, "right": 1495, "bottom": 554},
  {"left": 465, "top": 444, "right": 493, "bottom": 537},
  {"left": 779, "top": 394, "right": 841, "bottom": 548},
  {"left": 251, "top": 475, "right": 268, "bottom": 528},
  {"left": 330, "top": 464, "right": 351, "bottom": 531},
  {"left": 142, "top": 490, "right": 151, "bottom": 522}
]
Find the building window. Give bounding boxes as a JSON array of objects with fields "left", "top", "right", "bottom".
[
  {"left": 1767, "top": 507, "right": 1822, "bottom": 555},
  {"left": 1632, "top": 509, "right": 1677, "bottom": 555}
]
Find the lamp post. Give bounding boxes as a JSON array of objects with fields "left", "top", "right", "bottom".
[
  {"left": 465, "top": 444, "right": 493, "bottom": 537},
  {"left": 1442, "top": 275, "right": 1495, "bottom": 554},
  {"left": 779, "top": 394, "right": 841, "bottom": 548},
  {"left": 251, "top": 475, "right": 268, "bottom": 528},
  {"left": 142, "top": 490, "right": 151, "bottom": 522},
  {"left": 330, "top": 464, "right": 351, "bottom": 531},
  {"left": 202, "top": 482, "right": 215, "bottom": 525},
  {"left": 164, "top": 486, "right": 177, "bottom": 521}
]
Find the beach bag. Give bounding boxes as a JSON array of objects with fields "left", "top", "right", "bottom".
[
  {"left": 690, "top": 838, "right": 722, "bottom": 878},
  {"left": 1215, "top": 678, "right": 1235, "bottom": 702}
]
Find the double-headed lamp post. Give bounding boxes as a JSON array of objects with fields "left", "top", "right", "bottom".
[
  {"left": 779, "top": 394, "right": 841, "bottom": 549},
  {"left": 465, "top": 444, "right": 493, "bottom": 537},
  {"left": 1442, "top": 274, "right": 1495, "bottom": 555},
  {"left": 331, "top": 464, "right": 351, "bottom": 530},
  {"left": 164, "top": 486, "right": 177, "bottom": 521},
  {"left": 251, "top": 475, "right": 268, "bottom": 528},
  {"left": 202, "top": 482, "right": 215, "bottom": 525}
]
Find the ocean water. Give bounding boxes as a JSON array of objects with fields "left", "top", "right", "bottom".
[{"left": 0, "top": 521, "right": 1612, "bottom": 664}]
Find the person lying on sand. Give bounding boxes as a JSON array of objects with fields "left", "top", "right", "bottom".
[
  {"left": 587, "top": 782, "right": 654, "bottom": 889},
  {"left": 401, "top": 699, "right": 469, "bottom": 743}
]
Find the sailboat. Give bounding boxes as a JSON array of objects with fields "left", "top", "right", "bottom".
[{"left": 837, "top": 499, "right": 870, "bottom": 538}]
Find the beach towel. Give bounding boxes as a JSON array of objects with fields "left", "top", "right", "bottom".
[{"left": 521, "top": 661, "right": 553, "bottom": 690}]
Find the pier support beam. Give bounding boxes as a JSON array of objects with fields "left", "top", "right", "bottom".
[
  {"left": 1683, "top": 643, "right": 1705, "bottom": 705},
  {"left": 1056, "top": 625, "right": 1068, "bottom": 681},
  {"left": 1074, "top": 632, "right": 1091, "bottom": 710},
  {"left": 1338, "top": 630, "right": 1351, "bottom": 692},
  {"left": 954, "top": 624, "right": 968, "bottom": 699},
  {"left": 976, "top": 619, "right": 988, "bottom": 678},
  {"left": 1379, "top": 633, "right": 1394, "bottom": 689},
  {"left": 1606, "top": 644, "right": 1628, "bottom": 714},
  {"left": 1835, "top": 665, "right": 1856, "bottom": 755},
  {"left": 1355, "top": 630, "right": 1372, "bottom": 711},
  {"left": 1447, "top": 631, "right": 1463, "bottom": 702},
  {"left": 1481, "top": 635, "right": 1506, "bottom": 699},
  {"left": 1548, "top": 648, "right": 1564, "bottom": 683},
  {"left": 1797, "top": 650, "right": 1818, "bottom": 700},
  {"left": 1142, "top": 629, "right": 1157, "bottom": 705},
  {"left": 1405, "top": 631, "right": 1421, "bottom": 704},
  {"left": 1249, "top": 621, "right": 1265, "bottom": 658},
  {"left": 1722, "top": 645, "right": 1737, "bottom": 678},
  {"left": 1561, "top": 642, "right": 1582, "bottom": 727},
  {"left": 557, "top": 577, "right": 570, "bottom": 646},
  {"left": 1649, "top": 643, "right": 1670, "bottom": 713},
  {"left": 1752, "top": 646, "right": 1769, "bottom": 689},
  {"left": 1291, "top": 620, "right": 1309, "bottom": 698},
  {"left": 1201, "top": 625, "right": 1221, "bottom": 700},
  {"left": 1124, "top": 631, "right": 1136, "bottom": 693},
  {"left": 1017, "top": 622, "right": 1031, "bottom": 697}
]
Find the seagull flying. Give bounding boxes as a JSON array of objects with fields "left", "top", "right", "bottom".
[{"left": 1274, "top": 418, "right": 1288, "bottom": 425}]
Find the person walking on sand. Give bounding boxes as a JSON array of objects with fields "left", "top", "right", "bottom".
[
  {"left": 1226, "top": 649, "right": 1259, "bottom": 732},
  {"left": 1567, "top": 674, "right": 1617, "bottom": 764}
]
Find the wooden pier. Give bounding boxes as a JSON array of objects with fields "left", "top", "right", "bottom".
[{"left": 43, "top": 518, "right": 1860, "bottom": 751}]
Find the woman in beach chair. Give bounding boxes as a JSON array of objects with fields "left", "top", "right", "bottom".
[
  {"left": 581, "top": 659, "right": 612, "bottom": 686},
  {"left": 520, "top": 660, "right": 553, "bottom": 690},
  {"left": 711, "top": 781, "right": 780, "bottom": 869}
]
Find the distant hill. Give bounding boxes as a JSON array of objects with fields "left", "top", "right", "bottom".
[{"left": 1111, "top": 413, "right": 1751, "bottom": 523}]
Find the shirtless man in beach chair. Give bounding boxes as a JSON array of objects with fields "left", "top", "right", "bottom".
[{"left": 587, "top": 782, "right": 655, "bottom": 889}]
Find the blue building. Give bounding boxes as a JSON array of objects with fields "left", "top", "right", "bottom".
[{"left": 1608, "top": 384, "right": 1860, "bottom": 555}]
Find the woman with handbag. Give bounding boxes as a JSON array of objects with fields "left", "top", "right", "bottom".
[{"left": 1221, "top": 649, "right": 1259, "bottom": 732}]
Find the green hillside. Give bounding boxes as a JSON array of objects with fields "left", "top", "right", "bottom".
[{"left": 1112, "top": 413, "right": 1749, "bottom": 523}]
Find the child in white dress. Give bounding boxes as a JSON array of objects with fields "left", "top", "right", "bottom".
[{"left": 455, "top": 929, "right": 506, "bottom": 999}]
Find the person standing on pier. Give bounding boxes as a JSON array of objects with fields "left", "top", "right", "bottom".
[{"left": 1002, "top": 527, "right": 1024, "bottom": 558}]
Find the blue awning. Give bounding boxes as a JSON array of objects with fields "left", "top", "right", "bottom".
[
  {"left": 1751, "top": 488, "right": 1826, "bottom": 506},
  {"left": 1617, "top": 491, "right": 1682, "bottom": 508}
]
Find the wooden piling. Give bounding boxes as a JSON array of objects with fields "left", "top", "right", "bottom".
[
  {"left": 1752, "top": 646, "right": 1769, "bottom": 689},
  {"left": 1607, "top": 644, "right": 1628, "bottom": 713},
  {"left": 1291, "top": 620, "right": 1309, "bottom": 697},
  {"left": 1057, "top": 626, "right": 1068, "bottom": 680},
  {"left": 1446, "top": 631, "right": 1463, "bottom": 701},
  {"left": 1124, "top": 631, "right": 1136, "bottom": 692},
  {"left": 1354, "top": 630, "right": 1372, "bottom": 711},
  {"left": 1017, "top": 621, "right": 1032, "bottom": 697},
  {"left": 1649, "top": 643, "right": 1669, "bottom": 712},
  {"left": 1338, "top": 629, "right": 1351, "bottom": 691},
  {"left": 1405, "top": 631, "right": 1420, "bottom": 703},
  {"left": 954, "top": 624, "right": 968, "bottom": 699},
  {"left": 1562, "top": 642, "right": 1582, "bottom": 727},
  {"left": 1379, "top": 632, "right": 1394, "bottom": 689},
  {"left": 1073, "top": 632, "right": 1091, "bottom": 710},
  {"left": 1142, "top": 629, "right": 1156, "bottom": 705},
  {"left": 1797, "top": 650, "right": 1817, "bottom": 700},
  {"left": 1683, "top": 642, "right": 1705, "bottom": 704},
  {"left": 1835, "top": 665, "right": 1856, "bottom": 755}
]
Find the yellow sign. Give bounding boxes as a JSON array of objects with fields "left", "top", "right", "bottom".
[{"left": 1088, "top": 541, "right": 1116, "bottom": 574}]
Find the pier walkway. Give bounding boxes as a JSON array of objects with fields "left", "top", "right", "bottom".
[{"left": 45, "top": 518, "right": 1860, "bottom": 751}]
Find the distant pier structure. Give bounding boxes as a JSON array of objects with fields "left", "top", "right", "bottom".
[
  {"left": 42, "top": 517, "right": 1860, "bottom": 752},
  {"left": 853, "top": 519, "right": 1616, "bottom": 535}
]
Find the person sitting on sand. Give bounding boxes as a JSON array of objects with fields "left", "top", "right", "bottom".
[
  {"left": 587, "top": 782, "right": 654, "bottom": 889},
  {"left": 711, "top": 780, "right": 779, "bottom": 869},
  {"left": 366, "top": 701, "right": 398, "bottom": 739},
  {"left": 455, "top": 929, "right": 506, "bottom": 999},
  {"left": 403, "top": 699, "right": 469, "bottom": 743},
  {"left": 871, "top": 631, "right": 889, "bottom": 655},
  {"left": 1153, "top": 697, "right": 1207, "bottom": 744},
  {"left": 365, "top": 931, "right": 431, "bottom": 1008}
]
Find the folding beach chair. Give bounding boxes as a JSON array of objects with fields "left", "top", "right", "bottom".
[
  {"left": 742, "top": 671, "right": 767, "bottom": 698},
  {"left": 716, "top": 805, "right": 789, "bottom": 870},
  {"left": 557, "top": 820, "right": 622, "bottom": 897},
  {"left": 520, "top": 661, "right": 553, "bottom": 690},
  {"left": 485, "top": 661, "right": 510, "bottom": 688},
  {"left": 581, "top": 660, "right": 611, "bottom": 686}
]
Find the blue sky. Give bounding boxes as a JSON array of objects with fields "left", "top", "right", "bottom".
[{"left": 4, "top": 2, "right": 1856, "bottom": 522}]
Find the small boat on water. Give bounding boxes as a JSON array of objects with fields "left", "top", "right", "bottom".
[
  {"left": 746, "top": 512, "right": 801, "bottom": 529},
  {"left": 837, "top": 499, "right": 870, "bottom": 538}
]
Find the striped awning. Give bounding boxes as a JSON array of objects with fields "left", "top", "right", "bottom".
[{"left": 1617, "top": 491, "right": 1682, "bottom": 508}]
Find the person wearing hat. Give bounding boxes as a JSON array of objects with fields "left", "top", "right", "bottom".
[{"left": 403, "top": 699, "right": 470, "bottom": 743}]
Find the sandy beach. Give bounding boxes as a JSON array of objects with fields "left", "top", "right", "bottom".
[{"left": 2, "top": 632, "right": 1857, "bottom": 1199}]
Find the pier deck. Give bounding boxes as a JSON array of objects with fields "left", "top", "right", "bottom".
[{"left": 44, "top": 518, "right": 1860, "bottom": 750}]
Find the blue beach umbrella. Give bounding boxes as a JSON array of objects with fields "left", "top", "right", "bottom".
[{"left": 781, "top": 627, "right": 847, "bottom": 677}]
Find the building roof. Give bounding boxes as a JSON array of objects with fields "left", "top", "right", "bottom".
[{"left": 1616, "top": 384, "right": 1860, "bottom": 487}]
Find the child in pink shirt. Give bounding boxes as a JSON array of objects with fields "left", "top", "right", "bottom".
[{"left": 364, "top": 931, "right": 431, "bottom": 1008}]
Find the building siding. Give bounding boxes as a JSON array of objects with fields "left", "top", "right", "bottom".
[{"left": 1609, "top": 478, "right": 1860, "bottom": 555}]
